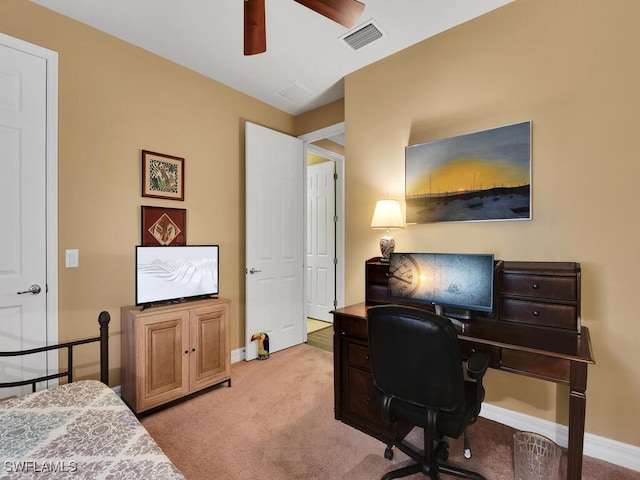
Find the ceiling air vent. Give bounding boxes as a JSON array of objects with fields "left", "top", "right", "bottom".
[
  {"left": 341, "top": 20, "right": 385, "bottom": 51},
  {"left": 276, "top": 82, "right": 314, "bottom": 104}
]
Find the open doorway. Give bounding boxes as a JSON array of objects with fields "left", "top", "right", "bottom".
[{"left": 299, "top": 123, "right": 345, "bottom": 341}]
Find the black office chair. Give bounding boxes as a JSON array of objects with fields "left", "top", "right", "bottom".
[{"left": 367, "top": 305, "right": 490, "bottom": 480}]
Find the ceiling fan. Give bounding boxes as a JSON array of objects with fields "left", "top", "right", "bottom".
[{"left": 244, "top": 0, "right": 365, "bottom": 55}]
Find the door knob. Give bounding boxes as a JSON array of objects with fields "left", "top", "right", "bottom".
[
  {"left": 17, "top": 284, "right": 42, "bottom": 295},
  {"left": 249, "top": 268, "right": 262, "bottom": 274}
]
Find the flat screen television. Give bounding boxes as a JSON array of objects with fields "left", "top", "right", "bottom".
[
  {"left": 136, "top": 245, "right": 219, "bottom": 307},
  {"left": 387, "top": 252, "right": 495, "bottom": 320}
]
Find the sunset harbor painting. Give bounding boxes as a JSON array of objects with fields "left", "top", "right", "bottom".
[{"left": 405, "top": 121, "right": 531, "bottom": 223}]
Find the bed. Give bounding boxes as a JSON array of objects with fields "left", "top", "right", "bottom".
[{"left": 0, "top": 312, "right": 185, "bottom": 479}]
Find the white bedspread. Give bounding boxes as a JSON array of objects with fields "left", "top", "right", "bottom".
[{"left": 0, "top": 380, "right": 184, "bottom": 479}]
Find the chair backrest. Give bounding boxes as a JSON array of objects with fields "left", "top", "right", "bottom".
[{"left": 367, "top": 305, "right": 466, "bottom": 412}]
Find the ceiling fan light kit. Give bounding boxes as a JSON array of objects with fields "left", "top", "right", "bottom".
[{"left": 244, "top": 0, "right": 365, "bottom": 55}]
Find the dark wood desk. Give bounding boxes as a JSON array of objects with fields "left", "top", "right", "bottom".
[{"left": 332, "top": 259, "right": 595, "bottom": 480}]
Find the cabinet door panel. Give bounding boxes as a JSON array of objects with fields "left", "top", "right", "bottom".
[
  {"left": 191, "top": 304, "right": 229, "bottom": 391},
  {"left": 141, "top": 313, "right": 189, "bottom": 409}
]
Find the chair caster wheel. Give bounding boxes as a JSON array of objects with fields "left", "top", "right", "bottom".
[
  {"left": 384, "top": 446, "right": 394, "bottom": 460},
  {"left": 463, "top": 432, "right": 472, "bottom": 459}
]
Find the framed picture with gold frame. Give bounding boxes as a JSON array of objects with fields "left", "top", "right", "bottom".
[
  {"left": 142, "top": 150, "right": 184, "bottom": 201},
  {"left": 141, "top": 206, "right": 186, "bottom": 246}
]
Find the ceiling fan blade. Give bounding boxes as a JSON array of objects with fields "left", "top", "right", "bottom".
[
  {"left": 294, "top": 0, "right": 365, "bottom": 29},
  {"left": 244, "top": 0, "right": 266, "bottom": 55}
]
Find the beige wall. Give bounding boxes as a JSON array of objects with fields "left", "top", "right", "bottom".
[
  {"left": 0, "top": 0, "right": 318, "bottom": 385},
  {"left": 344, "top": 0, "right": 640, "bottom": 446},
  {"left": 294, "top": 98, "right": 344, "bottom": 137},
  {"left": 4, "top": 0, "right": 638, "bottom": 450}
]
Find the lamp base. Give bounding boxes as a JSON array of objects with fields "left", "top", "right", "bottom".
[{"left": 379, "top": 234, "right": 395, "bottom": 263}]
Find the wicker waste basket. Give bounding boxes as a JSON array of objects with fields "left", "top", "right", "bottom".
[{"left": 513, "top": 431, "right": 561, "bottom": 480}]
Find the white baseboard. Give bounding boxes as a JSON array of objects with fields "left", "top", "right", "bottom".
[
  {"left": 231, "top": 347, "right": 245, "bottom": 363},
  {"left": 481, "top": 403, "right": 640, "bottom": 472}
]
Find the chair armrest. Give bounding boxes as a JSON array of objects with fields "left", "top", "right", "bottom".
[
  {"left": 466, "top": 351, "right": 490, "bottom": 380},
  {"left": 467, "top": 352, "right": 490, "bottom": 423},
  {"left": 380, "top": 393, "right": 393, "bottom": 423}
]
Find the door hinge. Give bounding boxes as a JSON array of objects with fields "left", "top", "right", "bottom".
[
  {"left": 333, "top": 299, "right": 338, "bottom": 308},
  {"left": 333, "top": 257, "right": 338, "bottom": 265},
  {"left": 333, "top": 215, "right": 338, "bottom": 223},
  {"left": 333, "top": 172, "right": 338, "bottom": 180}
]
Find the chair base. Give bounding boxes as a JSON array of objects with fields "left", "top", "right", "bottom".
[
  {"left": 382, "top": 462, "right": 486, "bottom": 480},
  {"left": 382, "top": 462, "right": 423, "bottom": 479},
  {"left": 382, "top": 434, "right": 486, "bottom": 480},
  {"left": 382, "top": 459, "right": 486, "bottom": 480}
]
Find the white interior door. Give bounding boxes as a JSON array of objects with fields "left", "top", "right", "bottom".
[
  {"left": 245, "top": 122, "right": 304, "bottom": 360},
  {"left": 306, "top": 160, "right": 335, "bottom": 322},
  {"left": 299, "top": 124, "right": 345, "bottom": 313},
  {"left": 0, "top": 34, "right": 57, "bottom": 397}
]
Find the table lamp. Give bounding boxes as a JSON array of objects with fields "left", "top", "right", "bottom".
[{"left": 370, "top": 199, "right": 405, "bottom": 262}]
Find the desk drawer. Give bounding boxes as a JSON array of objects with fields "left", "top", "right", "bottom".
[
  {"left": 344, "top": 365, "right": 387, "bottom": 426},
  {"left": 347, "top": 341, "right": 371, "bottom": 370},
  {"left": 459, "top": 340, "right": 501, "bottom": 368},
  {"left": 502, "top": 350, "right": 570, "bottom": 383},
  {"left": 337, "top": 315, "right": 368, "bottom": 339},
  {"left": 500, "top": 298, "right": 577, "bottom": 329},
  {"left": 501, "top": 273, "right": 577, "bottom": 301}
]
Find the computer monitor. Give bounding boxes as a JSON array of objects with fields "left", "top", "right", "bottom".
[{"left": 387, "top": 252, "right": 495, "bottom": 320}]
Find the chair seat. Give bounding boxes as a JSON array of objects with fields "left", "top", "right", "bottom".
[{"left": 388, "top": 380, "right": 483, "bottom": 440}]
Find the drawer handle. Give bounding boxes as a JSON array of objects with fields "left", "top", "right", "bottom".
[
  {"left": 533, "top": 310, "right": 540, "bottom": 316},
  {"left": 364, "top": 355, "right": 370, "bottom": 361},
  {"left": 184, "top": 350, "right": 189, "bottom": 354},
  {"left": 532, "top": 283, "right": 539, "bottom": 289},
  {"left": 362, "top": 395, "right": 372, "bottom": 405}
]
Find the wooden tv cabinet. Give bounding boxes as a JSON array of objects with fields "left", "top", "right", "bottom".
[
  {"left": 121, "top": 298, "right": 231, "bottom": 414},
  {"left": 333, "top": 258, "right": 594, "bottom": 480}
]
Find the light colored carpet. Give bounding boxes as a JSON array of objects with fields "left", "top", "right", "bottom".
[
  {"left": 142, "top": 344, "right": 399, "bottom": 480},
  {"left": 141, "top": 344, "right": 640, "bottom": 480}
]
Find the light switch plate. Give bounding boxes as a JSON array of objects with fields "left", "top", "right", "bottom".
[{"left": 65, "top": 249, "right": 79, "bottom": 268}]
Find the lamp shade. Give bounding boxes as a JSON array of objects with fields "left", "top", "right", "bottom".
[{"left": 370, "top": 199, "right": 405, "bottom": 229}]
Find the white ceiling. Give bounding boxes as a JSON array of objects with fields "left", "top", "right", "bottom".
[{"left": 32, "top": 0, "right": 513, "bottom": 116}]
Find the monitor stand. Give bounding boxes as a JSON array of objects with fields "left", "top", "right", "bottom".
[{"left": 434, "top": 305, "right": 468, "bottom": 330}]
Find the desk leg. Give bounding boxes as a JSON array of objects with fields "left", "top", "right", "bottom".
[
  {"left": 567, "top": 362, "right": 588, "bottom": 480},
  {"left": 333, "top": 324, "right": 342, "bottom": 420}
]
